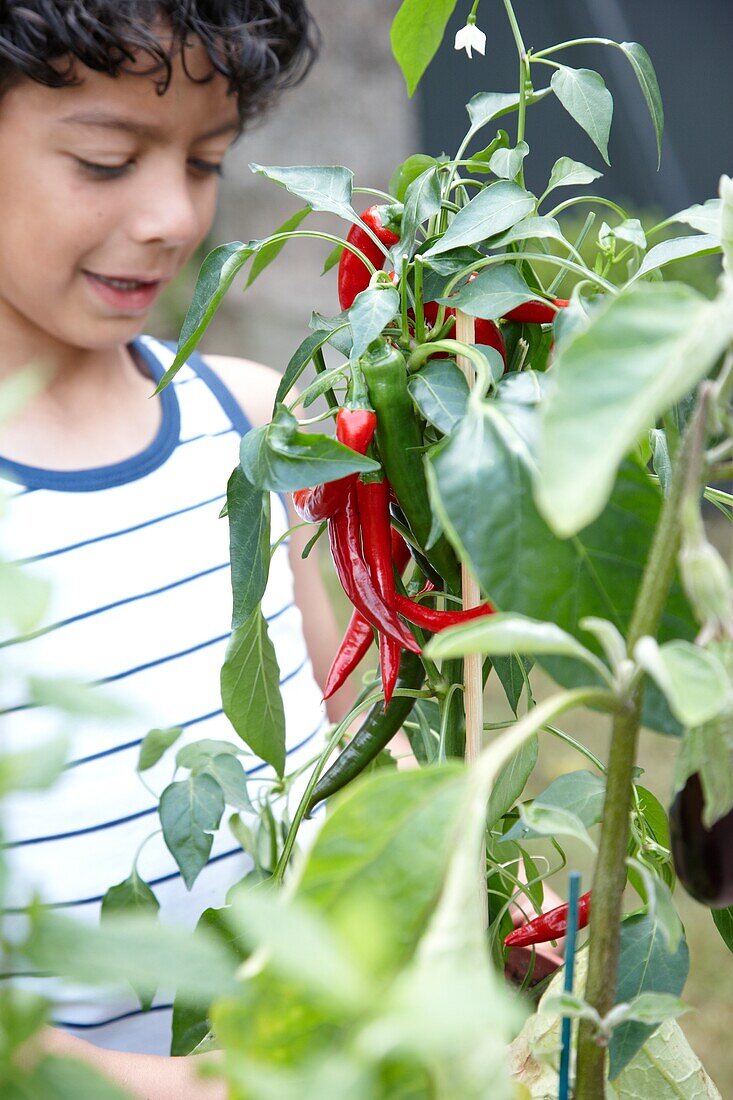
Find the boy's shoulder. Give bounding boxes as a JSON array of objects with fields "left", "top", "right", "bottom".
[{"left": 199, "top": 353, "right": 279, "bottom": 429}]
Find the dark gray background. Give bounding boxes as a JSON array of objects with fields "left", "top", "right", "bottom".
[{"left": 418, "top": 0, "right": 732, "bottom": 212}]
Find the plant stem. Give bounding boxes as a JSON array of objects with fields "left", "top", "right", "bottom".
[{"left": 574, "top": 392, "right": 709, "bottom": 1097}]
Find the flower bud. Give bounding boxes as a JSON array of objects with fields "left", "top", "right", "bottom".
[{"left": 678, "top": 536, "right": 733, "bottom": 639}]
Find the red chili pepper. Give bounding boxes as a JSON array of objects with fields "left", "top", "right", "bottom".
[
  {"left": 338, "top": 205, "right": 401, "bottom": 311},
  {"left": 504, "top": 891, "right": 592, "bottom": 948},
  {"left": 291, "top": 380, "right": 377, "bottom": 524},
  {"left": 329, "top": 488, "right": 420, "bottom": 655},
  {"left": 394, "top": 592, "right": 494, "bottom": 632},
  {"left": 323, "top": 530, "right": 412, "bottom": 701},
  {"left": 323, "top": 610, "right": 373, "bottom": 700},
  {"left": 357, "top": 476, "right": 402, "bottom": 704},
  {"left": 503, "top": 298, "right": 569, "bottom": 325}
]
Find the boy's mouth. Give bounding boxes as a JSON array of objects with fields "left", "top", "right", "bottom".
[
  {"left": 85, "top": 271, "right": 162, "bottom": 290},
  {"left": 83, "top": 270, "right": 165, "bottom": 313}
]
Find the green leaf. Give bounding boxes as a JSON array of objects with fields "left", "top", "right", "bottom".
[
  {"left": 465, "top": 89, "right": 552, "bottom": 135},
  {"left": 321, "top": 240, "right": 344, "bottom": 276},
  {"left": 544, "top": 156, "right": 603, "bottom": 195},
  {"left": 711, "top": 905, "right": 733, "bottom": 955},
  {"left": 669, "top": 199, "right": 721, "bottom": 237},
  {"left": 228, "top": 466, "right": 270, "bottom": 631},
  {"left": 159, "top": 774, "right": 225, "bottom": 889},
  {"left": 246, "top": 206, "right": 310, "bottom": 287},
  {"left": 408, "top": 360, "right": 469, "bottom": 434},
  {"left": 600, "top": 218, "right": 647, "bottom": 251},
  {"left": 390, "top": 0, "right": 459, "bottom": 97},
  {"left": 491, "top": 654, "right": 534, "bottom": 715},
  {"left": 226, "top": 888, "right": 371, "bottom": 1011},
  {"left": 275, "top": 329, "right": 345, "bottom": 407},
  {"left": 614, "top": 992, "right": 689, "bottom": 1027},
  {"left": 102, "top": 869, "right": 159, "bottom": 919},
  {"left": 427, "top": 404, "right": 693, "bottom": 734},
  {"left": 580, "top": 615, "right": 627, "bottom": 670},
  {"left": 551, "top": 66, "right": 613, "bottom": 164},
  {"left": 424, "top": 181, "right": 536, "bottom": 256},
  {"left": 628, "top": 858, "right": 683, "bottom": 952},
  {"left": 488, "top": 141, "right": 529, "bottom": 181},
  {"left": 426, "top": 612, "right": 611, "bottom": 685},
  {"left": 348, "top": 286, "right": 400, "bottom": 360},
  {"left": 485, "top": 735, "right": 538, "bottom": 831},
  {"left": 400, "top": 166, "right": 443, "bottom": 258},
  {"left": 220, "top": 605, "right": 286, "bottom": 775},
  {"left": 488, "top": 215, "right": 570, "bottom": 252},
  {"left": 101, "top": 869, "right": 160, "bottom": 1012},
  {"left": 154, "top": 242, "right": 254, "bottom": 393},
  {"left": 536, "top": 282, "right": 733, "bottom": 536},
  {"left": 138, "top": 726, "right": 183, "bottom": 772},
  {"left": 636, "top": 783, "right": 672, "bottom": 852},
  {"left": 505, "top": 769, "right": 606, "bottom": 841},
  {"left": 28, "top": 676, "right": 130, "bottom": 719},
  {"left": 249, "top": 164, "right": 356, "bottom": 224},
  {"left": 609, "top": 913, "right": 689, "bottom": 1078},
  {"left": 0, "top": 560, "right": 51, "bottom": 634},
  {"left": 240, "top": 405, "right": 378, "bottom": 493},
  {"left": 634, "top": 637, "right": 730, "bottom": 727},
  {"left": 0, "top": 737, "right": 68, "bottom": 796},
  {"left": 176, "top": 738, "right": 247, "bottom": 769},
  {"left": 171, "top": 904, "right": 244, "bottom": 1056},
  {"left": 389, "top": 154, "right": 441, "bottom": 202},
  {"left": 439, "top": 264, "right": 536, "bottom": 321},
  {"left": 633, "top": 234, "right": 721, "bottom": 280},
  {"left": 24, "top": 910, "right": 239, "bottom": 1006},
  {"left": 298, "top": 767, "right": 465, "bottom": 976},
  {"left": 517, "top": 803, "right": 596, "bottom": 851},
  {"left": 199, "top": 754, "right": 253, "bottom": 813},
  {"left": 618, "top": 42, "right": 664, "bottom": 169}
]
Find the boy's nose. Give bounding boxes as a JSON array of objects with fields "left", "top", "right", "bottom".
[{"left": 129, "top": 171, "right": 203, "bottom": 248}]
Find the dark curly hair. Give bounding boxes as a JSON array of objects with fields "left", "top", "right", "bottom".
[{"left": 0, "top": 1, "right": 319, "bottom": 130}]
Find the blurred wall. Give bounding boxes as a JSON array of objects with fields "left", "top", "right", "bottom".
[
  {"left": 149, "top": 0, "right": 416, "bottom": 371},
  {"left": 418, "top": 0, "right": 733, "bottom": 214}
]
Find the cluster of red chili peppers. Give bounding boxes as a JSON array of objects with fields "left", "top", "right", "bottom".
[
  {"left": 296, "top": 204, "right": 570, "bottom": 814},
  {"left": 293, "top": 380, "right": 494, "bottom": 708}
]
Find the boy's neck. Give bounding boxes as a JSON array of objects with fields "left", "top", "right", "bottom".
[{"left": 0, "top": 330, "right": 163, "bottom": 471}]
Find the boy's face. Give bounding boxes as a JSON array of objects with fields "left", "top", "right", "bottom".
[{"left": 0, "top": 31, "right": 240, "bottom": 352}]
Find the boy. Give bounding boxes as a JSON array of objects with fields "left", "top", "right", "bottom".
[{"left": 0, "top": 3, "right": 347, "bottom": 1096}]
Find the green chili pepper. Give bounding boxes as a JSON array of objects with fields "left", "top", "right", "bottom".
[
  {"left": 360, "top": 339, "right": 459, "bottom": 591},
  {"left": 307, "top": 650, "right": 425, "bottom": 811}
]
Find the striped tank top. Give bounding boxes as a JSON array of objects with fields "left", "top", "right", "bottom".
[{"left": 0, "top": 334, "right": 328, "bottom": 1054}]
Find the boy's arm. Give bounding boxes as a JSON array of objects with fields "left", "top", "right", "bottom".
[
  {"left": 202, "top": 355, "right": 354, "bottom": 723},
  {"left": 24, "top": 1027, "right": 225, "bottom": 1099}
]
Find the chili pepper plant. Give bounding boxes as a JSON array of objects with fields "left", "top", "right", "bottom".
[{"left": 149, "top": 1, "right": 733, "bottom": 1095}]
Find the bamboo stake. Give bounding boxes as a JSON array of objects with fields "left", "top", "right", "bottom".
[{"left": 455, "top": 309, "right": 484, "bottom": 767}]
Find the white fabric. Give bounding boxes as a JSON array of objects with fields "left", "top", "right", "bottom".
[{"left": 0, "top": 335, "right": 327, "bottom": 1053}]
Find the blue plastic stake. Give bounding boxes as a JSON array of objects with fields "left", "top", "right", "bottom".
[{"left": 558, "top": 871, "right": 582, "bottom": 1100}]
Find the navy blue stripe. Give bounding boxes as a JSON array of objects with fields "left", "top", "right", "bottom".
[
  {"left": 100, "top": 632, "right": 232, "bottom": 686},
  {"left": 0, "top": 562, "right": 231, "bottom": 651},
  {"left": 1, "top": 599, "right": 298, "bottom": 721},
  {"left": 0, "top": 338, "right": 181, "bottom": 494},
  {"left": 179, "top": 426, "right": 235, "bottom": 447},
  {"left": 4, "top": 695, "right": 324, "bottom": 848},
  {"left": 55, "top": 1001, "right": 174, "bottom": 1030},
  {"left": 12, "top": 492, "right": 226, "bottom": 566},
  {"left": 64, "top": 601, "right": 297, "bottom": 768},
  {"left": 163, "top": 342, "right": 252, "bottom": 438},
  {"left": 5, "top": 845, "right": 248, "bottom": 913}
]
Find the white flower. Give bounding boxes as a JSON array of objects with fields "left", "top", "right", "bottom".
[{"left": 454, "top": 19, "right": 486, "bottom": 60}]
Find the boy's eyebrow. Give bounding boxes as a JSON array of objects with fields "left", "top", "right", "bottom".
[{"left": 58, "top": 110, "right": 240, "bottom": 141}]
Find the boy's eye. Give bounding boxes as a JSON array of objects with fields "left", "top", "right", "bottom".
[{"left": 74, "top": 158, "right": 225, "bottom": 179}]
